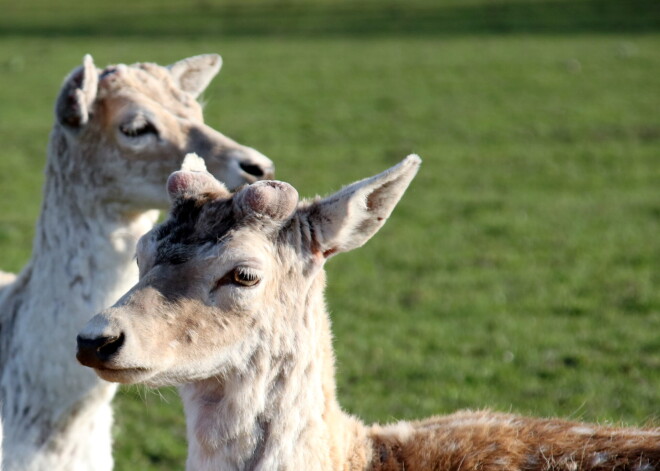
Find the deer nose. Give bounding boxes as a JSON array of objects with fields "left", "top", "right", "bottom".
[
  {"left": 76, "top": 333, "right": 125, "bottom": 368},
  {"left": 240, "top": 162, "right": 265, "bottom": 178},
  {"left": 237, "top": 149, "right": 275, "bottom": 180}
]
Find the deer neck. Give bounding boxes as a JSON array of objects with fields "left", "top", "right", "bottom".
[
  {"left": 179, "top": 271, "right": 369, "bottom": 471},
  {"left": 7, "top": 128, "right": 158, "bottom": 391},
  {"left": 0, "top": 128, "right": 158, "bottom": 468},
  {"left": 30, "top": 136, "right": 159, "bottom": 319}
]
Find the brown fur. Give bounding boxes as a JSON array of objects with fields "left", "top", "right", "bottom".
[{"left": 369, "top": 411, "right": 659, "bottom": 471}]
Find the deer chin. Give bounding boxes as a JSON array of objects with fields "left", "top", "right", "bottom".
[{"left": 93, "top": 365, "right": 155, "bottom": 385}]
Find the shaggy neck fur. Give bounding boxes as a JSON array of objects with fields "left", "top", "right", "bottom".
[
  {"left": 170, "top": 214, "right": 660, "bottom": 471},
  {"left": 75, "top": 155, "right": 659, "bottom": 471},
  {"left": 0, "top": 128, "right": 158, "bottom": 471},
  {"left": 180, "top": 259, "right": 660, "bottom": 471},
  {"left": 178, "top": 270, "right": 368, "bottom": 471}
]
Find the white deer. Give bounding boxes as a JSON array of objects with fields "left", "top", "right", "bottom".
[
  {"left": 0, "top": 55, "right": 273, "bottom": 471},
  {"left": 78, "top": 155, "right": 659, "bottom": 471}
]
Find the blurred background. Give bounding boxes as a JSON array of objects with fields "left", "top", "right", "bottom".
[{"left": 0, "top": 0, "right": 658, "bottom": 468}]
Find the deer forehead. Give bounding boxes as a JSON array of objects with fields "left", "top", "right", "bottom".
[
  {"left": 139, "top": 211, "right": 279, "bottom": 277},
  {"left": 98, "top": 63, "right": 203, "bottom": 121},
  {"left": 181, "top": 229, "right": 275, "bottom": 270},
  {"left": 208, "top": 231, "right": 277, "bottom": 273}
]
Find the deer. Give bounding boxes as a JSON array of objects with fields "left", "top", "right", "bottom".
[
  {"left": 77, "top": 154, "right": 659, "bottom": 471},
  {"left": 0, "top": 55, "right": 273, "bottom": 471}
]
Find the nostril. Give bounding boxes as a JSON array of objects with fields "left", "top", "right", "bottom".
[
  {"left": 97, "top": 333, "right": 125, "bottom": 360},
  {"left": 239, "top": 162, "right": 265, "bottom": 178},
  {"left": 76, "top": 333, "right": 125, "bottom": 367}
]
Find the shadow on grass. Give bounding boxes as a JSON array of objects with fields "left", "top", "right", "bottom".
[{"left": 0, "top": 0, "right": 658, "bottom": 38}]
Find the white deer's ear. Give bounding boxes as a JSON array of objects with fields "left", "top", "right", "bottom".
[
  {"left": 167, "top": 153, "right": 228, "bottom": 201},
  {"left": 304, "top": 155, "right": 421, "bottom": 258},
  {"left": 55, "top": 54, "right": 98, "bottom": 129},
  {"left": 234, "top": 181, "right": 299, "bottom": 221},
  {"left": 168, "top": 54, "right": 222, "bottom": 99}
]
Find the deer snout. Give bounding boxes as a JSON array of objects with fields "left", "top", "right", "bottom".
[
  {"left": 77, "top": 312, "right": 126, "bottom": 369},
  {"left": 76, "top": 333, "right": 125, "bottom": 369},
  {"left": 235, "top": 147, "right": 275, "bottom": 180},
  {"left": 204, "top": 146, "right": 275, "bottom": 189},
  {"left": 188, "top": 125, "right": 274, "bottom": 187}
]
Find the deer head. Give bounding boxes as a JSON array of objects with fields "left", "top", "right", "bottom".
[
  {"left": 53, "top": 54, "right": 274, "bottom": 211},
  {"left": 77, "top": 154, "right": 421, "bottom": 386}
]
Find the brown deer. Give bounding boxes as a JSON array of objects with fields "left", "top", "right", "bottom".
[
  {"left": 1, "top": 55, "right": 273, "bottom": 471},
  {"left": 78, "top": 155, "right": 659, "bottom": 471}
]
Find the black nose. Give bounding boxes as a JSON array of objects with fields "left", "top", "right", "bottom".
[
  {"left": 240, "top": 162, "right": 266, "bottom": 178},
  {"left": 76, "top": 333, "right": 125, "bottom": 368}
]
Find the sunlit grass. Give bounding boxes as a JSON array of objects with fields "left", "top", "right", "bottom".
[{"left": 0, "top": 3, "right": 658, "bottom": 469}]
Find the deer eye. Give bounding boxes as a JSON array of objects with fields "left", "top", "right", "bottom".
[
  {"left": 232, "top": 267, "right": 260, "bottom": 287},
  {"left": 119, "top": 116, "right": 159, "bottom": 138}
]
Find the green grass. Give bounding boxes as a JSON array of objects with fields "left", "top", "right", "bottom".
[{"left": 0, "top": 1, "right": 659, "bottom": 469}]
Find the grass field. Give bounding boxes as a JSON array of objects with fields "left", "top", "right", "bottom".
[{"left": 0, "top": 1, "right": 659, "bottom": 469}]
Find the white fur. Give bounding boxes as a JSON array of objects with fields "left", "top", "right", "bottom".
[
  {"left": 0, "top": 54, "right": 272, "bottom": 471},
  {"left": 78, "top": 156, "right": 660, "bottom": 471},
  {"left": 181, "top": 153, "right": 208, "bottom": 173},
  {"left": 77, "top": 156, "right": 420, "bottom": 470}
]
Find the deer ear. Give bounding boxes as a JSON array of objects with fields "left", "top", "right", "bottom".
[
  {"left": 167, "top": 153, "right": 228, "bottom": 201},
  {"left": 234, "top": 181, "right": 299, "bottom": 221},
  {"left": 304, "top": 155, "right": 421, "bottom": 259},
  {"left": 55, "top": 54, "right": 98, "bottom": 129},
  {"left": 168, "top": 54, "right": 222, "bottom": 99}
]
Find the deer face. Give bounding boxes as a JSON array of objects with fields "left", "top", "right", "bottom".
[
  {"left": 77, "top": 154, "right": 421, "bottom": 387},
  {"left": 76, "top": 226, "right": 280, "bottom": 386},
  {"left": 55, "top": 55, "right": 273, "bottom": 210},
  {"left": 77, "top": 158, "right": 300, "bottom": 386}
]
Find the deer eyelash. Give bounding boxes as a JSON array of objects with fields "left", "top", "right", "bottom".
[
  {"left": 212, "top": 266, "right": 261, "bottom": 291},
  {"left": 232, "top": 267, "right": 260, "bottom": 287}
]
